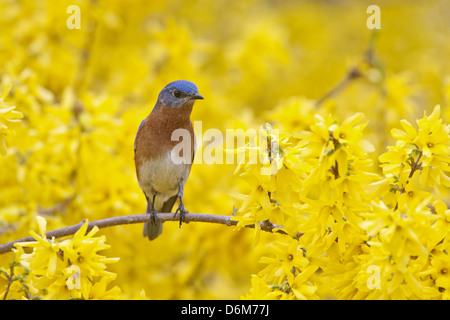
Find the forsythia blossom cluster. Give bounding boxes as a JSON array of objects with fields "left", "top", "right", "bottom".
[
  {"left": 1, "top": 216, "right": 120, "bottom": 299},
  {"left": 0, "top": 84, "right": 23, "bottom": 155},
  {"left": 239, "top": 105, "right": 450, "bottom": 300}
]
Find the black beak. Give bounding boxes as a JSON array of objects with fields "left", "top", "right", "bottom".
[{"left": 191, "top": 93, "right": 204, "bottom": 100}]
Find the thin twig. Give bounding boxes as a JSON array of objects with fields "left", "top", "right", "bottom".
[
  {"left": 2, "top": 262, "right": 15, "bottom": 300},
  {"left": 315, "top": 66, "right": 362, "bottom": 107},
  {"left": 315, "top": 33, "right": 380, "bottom": 108},
  {"left": 408, "top": 150, "right": 423, "bottom": 179},
  {"left": 0, "top": 213, "right": 300, "bottom": 255},
  {"left": 37, "top": 197, "right": 74, "bottom": 216}
]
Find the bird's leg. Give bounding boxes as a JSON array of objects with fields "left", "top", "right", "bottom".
[
  {"left": 147, "top": 192, "right": 158, "bottom": 225},
  {"left": 173, "top": 184, "right": 188, "bottom": 228}
]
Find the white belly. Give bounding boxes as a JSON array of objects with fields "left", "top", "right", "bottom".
[{"left": 138, "top": 152, "right": 190, "bottom": 208}]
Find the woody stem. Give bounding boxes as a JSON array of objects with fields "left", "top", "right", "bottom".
[{"left": 0, "top": 213, "right": 302, "bottom": 255}]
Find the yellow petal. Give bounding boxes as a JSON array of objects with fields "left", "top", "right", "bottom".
[
  {"left": 36, "top": 216, "right": 47, "bottom": 238},
  {"left": 73, "top": 220, "right": 89, "bottom": 242},
  {"left": 399, "top": 119, "right": 417, "bottom": 138},
  {"left": 391, "top": 128, "right": 408, "bottom": 141}
]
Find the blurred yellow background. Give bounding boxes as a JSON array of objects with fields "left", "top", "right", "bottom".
[{"left": 1, "top": 0, "right": 449, "bottom": 299}]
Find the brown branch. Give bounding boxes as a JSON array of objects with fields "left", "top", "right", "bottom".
[
  {"left": 315, "top": 66, "right": 362, "bottom": 107},
  {"left": 2, "top": 261, "right": 15, "bottom": 300},
  {"left": 0, "top": 213, "right": 300, "bottom": 255},
  {"left": 408, "top": 150, "right": 423, "bottom": 179},
  {"left": 315, "top": 34, "right": 381, "bottom": 108},
  {"left": 394, "top": 149, "right": 423, "bottom": 211},
  {"left": 37, "top": 197, "right": 74, "bottom": 216}
]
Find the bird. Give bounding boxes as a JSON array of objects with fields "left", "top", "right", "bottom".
[{"left": 134, "top": 80, "right": 203, "bottom": 240}]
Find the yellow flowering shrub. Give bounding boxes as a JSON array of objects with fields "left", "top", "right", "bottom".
[
  {"left": 6, "top": 216, "right": 120, "bottom": 299},
  {"left": 239, "top": 105, "right": 450, "bottom": 300},
  {"left": 1, "top": 0, "right": 450, "bottom": 300},
  {"left": 0, "top": 84, "right": 23, "bottom": 156}
]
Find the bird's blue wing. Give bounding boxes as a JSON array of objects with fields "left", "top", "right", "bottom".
[{"left": 137, "top": 119, "right": 145, "bottom": 134}]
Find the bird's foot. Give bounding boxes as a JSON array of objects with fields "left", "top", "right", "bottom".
[
  {"left": 174, "top": 204, "right": 188, "bottom": 228},
  {"left": 150, "top": 208, "right": 158, "bottom": 225}
]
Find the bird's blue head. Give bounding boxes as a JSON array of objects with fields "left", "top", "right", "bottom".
[{"left": 155, "top": 80, "right": 204, "bottom": 109}]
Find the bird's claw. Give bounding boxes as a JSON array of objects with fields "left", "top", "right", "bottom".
[
  {"left": 150, "top": 209, "right": 158, "bottom": 225},
  {"left": 174, "top": 205, "right": 188, "bottom": 228}
]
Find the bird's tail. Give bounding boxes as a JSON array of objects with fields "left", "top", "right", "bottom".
[
  {"left": 143, "top": 195, "right": 177, "bottom": 240},
  {"left": 143, "top": 197, "right": 163, "bottom": 240},
  {"left": 143, "top": 220, "right": 163, "bottom": 240}
]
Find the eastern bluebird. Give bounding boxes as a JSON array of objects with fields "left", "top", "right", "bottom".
[{"left": 134, "top": 80, "right": 203, "bottom": 240}]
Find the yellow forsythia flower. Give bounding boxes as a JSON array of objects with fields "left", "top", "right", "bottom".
[
  {"left": 13, "top": 216, "right": 120, "bottom": 300},
  {"left": 0, "top": 84, "right": 23, "bottom": 155}
]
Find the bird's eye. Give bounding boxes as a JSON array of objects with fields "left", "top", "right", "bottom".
[{"left": 173, "top": 90, "right": 182, "bottom": 98}]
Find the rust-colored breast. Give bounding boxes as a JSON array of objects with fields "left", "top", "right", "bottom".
[{"left": 134, "top": 104, "right": 195, "bottom": 182}]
